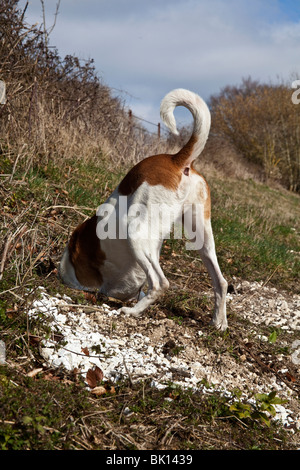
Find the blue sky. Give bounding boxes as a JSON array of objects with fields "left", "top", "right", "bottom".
[{"left": 19, "top": 0, "right": 300, "bottom": 129}]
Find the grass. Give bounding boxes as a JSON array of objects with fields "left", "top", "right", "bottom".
[
  {"left": 0, "top": 151, "right": 300, "bottom": 450},
  {"left": 209, "top": 177, "right": 300, "bottom": 291},
  {"left": 0, "top": 367, "right": 293, "bottom": 450}
]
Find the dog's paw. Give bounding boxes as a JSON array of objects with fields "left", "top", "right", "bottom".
[
  {"left": 117, "top": 306, "right": 141, "bottom": 317},
  {"left": 210, "top": 318, "right": 228, "bottom": 331}
]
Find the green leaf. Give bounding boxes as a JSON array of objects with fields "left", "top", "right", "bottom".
[
  {"left": 271, "top": 397, "right": 287, "bottom": 405},
  {"left": 36, "top": 424, "right": 45, "bottom": 434},
  {"left": 267, "top": 406, "right": 277, "bottom": 417},
  {"left": 255, "top": 393, "right": 268, "bottom": 402},
  {"left": 258, "top": 413, "right": 271, "bottom": 427},
  {"left": 268, "top": 331, "right": 277, "bottom": 344},
  {"left": 268, "top": 390, "right": 277, "bottom": 400},
  {"left": 22, "top": 416, "right": 32, "bottom": 425},
  {"left": 252, "top": 411, "right": 271, "bottom": 427}
]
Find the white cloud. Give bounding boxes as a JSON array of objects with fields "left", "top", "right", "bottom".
[{"left": 267, "top": 21, "right": 300, "bottom": 44}]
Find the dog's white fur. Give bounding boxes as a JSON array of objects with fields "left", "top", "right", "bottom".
[{"left": 59, "top": 89, "right": 228, "bottom": 330}]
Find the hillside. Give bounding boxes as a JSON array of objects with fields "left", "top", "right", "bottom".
[
  {"left": 1, "top": 143, "right": 300, "bottom": 450},
  {"left": 1, "top": 1, "right": 300, "bottom": 451}
]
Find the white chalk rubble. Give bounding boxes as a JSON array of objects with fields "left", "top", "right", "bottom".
[{"left": 27, "top": 286, "right": 299, "bottom": 429}]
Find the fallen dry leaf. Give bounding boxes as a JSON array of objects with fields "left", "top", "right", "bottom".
[
  {"left": 91, "top": 384, "right": 116, "bottom": 396},
  {"left": 86, "top": 365, "right": 103, "bottom": 389},
  {"left": 285, "top": 372, "right": 296, "bottom": 382},
  {"left": 105, "top": 384, "right": 116, "bottom": 394},
  {"left": 43, "top": 372, "right": 60, "bottom": 382},
  {"left": 84, "top": 292, "right": 98, "bottom": 304},
  {"left": 27, "top": 368, "right": 43, "bottom": 378},
  {"left": 29, "top": 334, "right": 41, "bottom": 345},
  {"left": 91, "top": 385, "right": 107, "bottom": 396},
  {"left": 81, "top": 346, "right": 90, "bottom": 356}
]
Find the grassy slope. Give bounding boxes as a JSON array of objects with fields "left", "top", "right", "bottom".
[
  {"left": 210, "top": 176, "right": 300, "bottom": 292},
  {"left": 0, "top": 152, "right": 299, "bottom": 450}
]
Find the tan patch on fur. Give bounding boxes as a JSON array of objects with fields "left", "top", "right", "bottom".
[
  {"left": 173, "top": 134, "right": 198, "bottom": 167},
  {"left": 118, "top": 134, "right": 198, "bottom": 196},
  {"left": 190, "top": 164, "right": 211, "bottom": 219},
  {"left": 118, "top": 154, "right": 182, "bottom": 195},
  {"left": 68, "top": 214, "right": 105, "bottom": 288},
  {"left": 204, "top": 184, "right": 211, "bottom": 219}
]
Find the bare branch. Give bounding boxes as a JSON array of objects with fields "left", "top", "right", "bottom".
[{"left": 40, "top": 0, "right": 61, "bottom": 47}]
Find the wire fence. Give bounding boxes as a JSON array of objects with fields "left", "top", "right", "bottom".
[
  {"left": 128, "top": 109, "right": 170, "bottom": 138},
  {"left": 0, "top": 76, "right": 168, "bottom": 139}
]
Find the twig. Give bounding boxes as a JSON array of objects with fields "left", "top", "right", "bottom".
[
  {"left": 21, "top": 248, "right": 48, "bottom": 283},
  {"left": 54, "top": 303, "right": 107, "bottom": 313},
  {"left": 238, "top": 264, "right": 281, "bottom": 305},
  {"left": 45, "top": 205, "right": 94, "bottom": 219},
  {"left": 0, "top": 234, "right": 13, "bottom": 281},
  {"left": 0, "top": 282, "right": 34, "bottom": 298},
  {"left": 241, "top": 342, "right": 297, "bottom": 392},
  {"left": 30, "top": 335, "right": 110, "bottom": 360},
  {"left": 261, "top": 264, "right": 281, "bottom": 288},
  {"left": 45, "top": 205, "right": 94, "bottom": 211},
  {"left": 9, "top": 145, "right": 26, "bottom": 182},
  {"left": 160, "top": 417, "right": 187, "bottom": 446},
  {"left": 40, "top": 0, "right": 61, "bottom": 47},
  {"left": 122, "top": 356, "right": 133, "bottom": 386}
]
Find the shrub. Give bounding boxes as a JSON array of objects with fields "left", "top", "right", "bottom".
[
  {"left": 210, "top": 77, "right": 300, "bottom": 192},
  {"left": 0, "top": 0, "right": 162, "bottom": 171}
]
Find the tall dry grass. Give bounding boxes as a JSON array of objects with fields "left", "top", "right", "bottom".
[{"left": 0, "top": 0, "right": 165, "bottom": 176}]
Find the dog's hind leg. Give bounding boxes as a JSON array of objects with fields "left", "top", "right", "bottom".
[
  {"left": 184, "top": 203, "right": 228, "bottom": 331},
  {"left": 118, "top": 248, "right": 169, "bottom": 317},
  {"left": 199, "top": 219, "right": 228, "bottom": 330}
]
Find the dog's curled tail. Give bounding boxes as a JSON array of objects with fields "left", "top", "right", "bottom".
[{"left": 160, "top": 88, "right": 211, "bottom": 167}]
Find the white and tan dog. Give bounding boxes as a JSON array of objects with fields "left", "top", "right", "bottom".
[{"left": 59, "top": 89, "right": 228, "bottom": 330}]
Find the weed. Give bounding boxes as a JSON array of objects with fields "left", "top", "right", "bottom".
[
  {"left": 268, "top": 330, "right": 278, "bottom": 344},
  {"left": 228, "top": 390, "right": 287, "bottom": 428},
  {"left": 0, "top": 365, "right": 91, "bottom": 450}
]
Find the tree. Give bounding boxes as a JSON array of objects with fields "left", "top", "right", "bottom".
[{"left": 210, "top": 77, "right": 300, "bottom": 192}]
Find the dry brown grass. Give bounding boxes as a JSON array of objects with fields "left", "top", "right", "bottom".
[{"left": 0, "top": 0, "right": 168, "bottom": 177}]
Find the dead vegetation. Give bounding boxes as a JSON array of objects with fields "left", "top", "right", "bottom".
[
  {"left": 209, "top": 77, "right": 300, "bottom": 192},
  {"left": 0, "top": 0, "right": 165, "bottom": 175}
]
